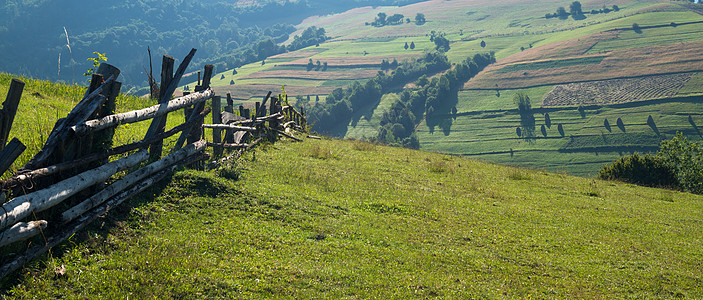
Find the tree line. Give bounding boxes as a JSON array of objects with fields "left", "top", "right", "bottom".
[
  {"left": 307, "top": 52, "right": 452, "bottom": 135},
  {"left": 0, "top": 0, "right": 423, "bottom": 91},
  {"left": 379, "top": 52, "right": 496, "bottom": 147}
]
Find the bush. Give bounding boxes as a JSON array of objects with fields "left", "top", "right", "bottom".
[
  {"left": 658, "top": 132, "right": 703, "bottom": 194},
  {"left": 598, "top": 153, "right": 677, "bottom": 188}
]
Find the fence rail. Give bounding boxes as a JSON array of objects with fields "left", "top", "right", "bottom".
[{"left": 0, "top": 49, "right": 308, "bottom": 279}]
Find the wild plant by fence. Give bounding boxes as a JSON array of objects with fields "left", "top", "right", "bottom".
[{"left": 0, "top": 49, "right": 309, "bottom": 279}]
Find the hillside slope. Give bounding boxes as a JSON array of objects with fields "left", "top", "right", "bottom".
[
  {"left": 5, "top": 138, "right": 702, "bottom": 298},
  {"left": 196, "top": 0, "right": 703, "bottom": 177}
]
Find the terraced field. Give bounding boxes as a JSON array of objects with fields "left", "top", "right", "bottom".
[
  {"left": 178, "top": 0, "right": 703, "bottom": 176},
  {"left": 542, "top": 73, "right": 696, "bottom": 106}
]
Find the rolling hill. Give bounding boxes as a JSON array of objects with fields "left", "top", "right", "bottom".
[
  {"left": 4, "top": 137, "right": 703, "bottom": 298},
  {"left": 188, "top": 0, "right": 703, "bottom": 177}
]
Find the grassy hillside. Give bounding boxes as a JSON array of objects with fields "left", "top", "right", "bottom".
[
  {"left": 186, "top": 0, "right": 703, "bottom": 177},
  {"left": 4, "top": 138, "right": 703, "bottom": 298},
  {"left": 0, "top": 73, "right": 183, "bottom": 178}
]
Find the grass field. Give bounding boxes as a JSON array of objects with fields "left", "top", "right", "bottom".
[
  {"left": 173, "top": 0, "right": 703, "bottom": 177},
  {"left": 0, "top": 73, "right": 185, "bottom": 179},
  {"left": 416, "top": 100, "right": 703, "bottom": 176},
  {"left": 4, "top": 138, "right": 703, "bottom": 298}
]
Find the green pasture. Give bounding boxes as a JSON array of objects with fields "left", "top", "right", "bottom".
[
  {"left": 497, "top": 56, "right": 606, "bottom": 73},
  {"left": 448, "top": 34, "right": 548, "bottom": 62},
  {"left": 5, "top": 138, "right": 703, "bottom": 298},
  {"left": 417, "top": 100, "right": 703, "bottom": 176},
  {"left": 678, "top": 72, "right": 703, "bottom": 96},
  {"left": 457, "top": 86, "right": 553, "bottom": 112},
  {"left": 587, "top": 12, "right": 703, "bottom": 53},
  {"left": 344, "top": 93, "right": 400, "bottom": 140}
]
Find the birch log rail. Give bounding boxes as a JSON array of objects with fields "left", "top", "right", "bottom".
[
  {"left": 71, "top": 89, "right": 214, "bottom": 135},
  {"left": 0, "top": 150, "right": 149, "bottom": 231},
  {"left": 0, "top": 51, "right": 310, "bottom": 280}
]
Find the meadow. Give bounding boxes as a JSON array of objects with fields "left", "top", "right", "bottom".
[
  {"left": 4, "top": 138, "right": 702, "bottom": 298},
  {"left": 0, "top": 72, "right": 185, "bottom": 179},
  {"left": 173, "top": 0, "right": 703, "bottom": 176}
]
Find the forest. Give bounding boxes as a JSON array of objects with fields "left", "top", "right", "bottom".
[{"left": 0, "top": 0, "right": 425, "bottom": 93}]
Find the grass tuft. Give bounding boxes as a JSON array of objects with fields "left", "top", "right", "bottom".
[
  {"left": 507, "top": 169, "right": 531, "bottom": 180},
  {"left": 308, "top": 144, "right": 337, "bottom": 159}
]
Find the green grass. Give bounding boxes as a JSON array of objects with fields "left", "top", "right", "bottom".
[
  {"left": 4, "top": 138, "right": 703, "bottom": 298},
  {"left": 497, "top": 56, "right": 606, "bottom": 73},
  {"left": 457, "top": 86, "right": 553, "bottom": 112},
  {"left": 677, "top": 72, "right": 703, "bottom": 96},
  {"left": 344, "top": 93, "right": 400, "bottom": 140},
  {"left": 417, "top": 100, "right": 703, "bottom": 177},
  {"left": 0, "top": 73, "right": 186, "bottom": 178},
  {"left": 587, "top": 12, "right": 703, "bottom": 53}
]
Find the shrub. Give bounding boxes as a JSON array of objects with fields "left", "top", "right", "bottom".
[
  {"left": 598, "top": 153, "right": 677, "bottom": 188},
  {"left": 658, "top": 132, "right": 703, "bottom": 194}
]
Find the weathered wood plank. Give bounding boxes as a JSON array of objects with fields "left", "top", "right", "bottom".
[
  {"left": 201, "top": 124, "right": 257, "bottom": 132},
  {"left": 0, "top": 138, "right": 25, "bottom": 177},
  {"left": 0, "top": 79, "right": 24, "bottom": 151},
  {"left": 273, "top": 128, "right": 303, "bottom": 142},
  {"left": 3, "top": 108, "right": 211, "bottom": 190},
  {"left": 71, "top": 89, "right": 214, "bottom": 135},
  {"left": 147, "top": 55, "right": 175, "bottom": 160},
  {"left": 0, "top": 220, "right": 47, "bottom": 248},
  {"left": 212, "top": 96, "right": 223, "bottom": 157},
  {"left": 62, "top": 140, "right": 206, "bottom": 222},
  {"left": 23, "top": 74, "right": 116, "bottom": 170},
  {"left": 0, "top": 150, "right": 149, "bottom": 231},
  {"left": 0, "top": 165, "right": 175, "bottom": 280}
]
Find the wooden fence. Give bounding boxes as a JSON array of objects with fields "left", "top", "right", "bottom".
[{"left": 0, "top": 49, "right": 309, "bottom": 279}]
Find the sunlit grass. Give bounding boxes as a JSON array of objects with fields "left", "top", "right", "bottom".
[{"left": 4, "top": 138, "right": 703, "bottom": 298}]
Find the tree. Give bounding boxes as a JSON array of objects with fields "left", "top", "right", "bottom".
[
  {"left": 604, "top": 118, "right": 611, "bottom": 132},
  {"left": 415, "top": 13, "right": 426, "bottom": 25},
  {"left": 658, "top": 132, "right": 703, "bottom": 194},
  {"left": 322, "top": 61, "right": 328, "bottom": 71},
  {"left": 232, "top": 69, "right": 237, "bottom": 75},
  {"left": 613, "top": 5, "right": 620, "bottom": 11},
  {"left": 545, "top": 112, "right": 551, "bottom": 128},
  {"left": 404, "top": 42, "right": 409, "bottom": 50},
  {"left": 315, "top": 60, "right": 322, "bottom": 71},
  {"left": 221, "top": 74, "right": 225, "bottom": 79},
  {"left": 514, "top": 92, "right": 535, "bottom": 139},
  {"left": 315, "top": 95, "right": 320, "bottom": 103},
  {"left": 556, "top": 7, "right": 569, "bottom": 19},
  {"left": 410, "top": 41, "right": 415, "bottom": 49},
  {"left": 230, "top": 80, "right": 235, "bottom": 85},
  {"left": 632, "top": 23, "right": 642, "bottom": 34},
  {"left": 480, "top": 40, "right": 486, "bottom": 48},
  {"left": 374, "top": 12, "right": 387, "bottom": 26},
  {"left": 387, "top": 14, "right": 404, "bottom": 25},
  {"left": 433, "top": 35, "right": 450, "bottom": 52},
  {"left": 570, "top": 1, "right": 585, "bottom": 19},
  {"left": 307, "top": 58, "right": 314, "bottom": 71}
]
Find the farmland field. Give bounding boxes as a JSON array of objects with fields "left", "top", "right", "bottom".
[
  {"left": 542, "top": 73, "right": 695, "bottom": 106},
  {"left": 176, "top": 0, "right": 703, "bottom": 176},
  {"left": 416, "top": 100, "right": 703, "bottom": 176}
]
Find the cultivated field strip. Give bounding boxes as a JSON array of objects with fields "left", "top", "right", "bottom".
[{"left": 542, "top": 73, "right": 695, "bottom": 106}]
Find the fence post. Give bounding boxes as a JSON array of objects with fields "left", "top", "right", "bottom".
[
  {"left": 212, "top": 96, "right": 222, "bottom": 157},
  {"left": 188, "top": 64, "right": 212, "bottom": 145},
  {"left": 147, "top": 55, "right": 175, "bottom": 160},
  {"left": 0, "top": 79, "right": 24, "bottom": 152},
  {"left": 0, "top": 138, "right": 26, "bottom": 177}
]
